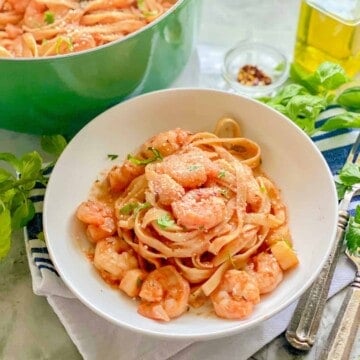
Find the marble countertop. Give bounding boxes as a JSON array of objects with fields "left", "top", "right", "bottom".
[{"left": 0, "top": 0, "right": 359, "bottom": 359}]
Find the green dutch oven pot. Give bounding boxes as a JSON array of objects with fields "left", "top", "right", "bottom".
[{"left": 0, "top": 0, "right": 200, "bottom": 137}]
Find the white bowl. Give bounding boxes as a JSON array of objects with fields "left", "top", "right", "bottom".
[{"left": 43, "top": 88, "right": 337, "bottom": 340}]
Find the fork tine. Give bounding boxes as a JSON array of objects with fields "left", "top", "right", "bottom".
[{"left": 348, "top": 132, "right": 360, "bottom": 165}]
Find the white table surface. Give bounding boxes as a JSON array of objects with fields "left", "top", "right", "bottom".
[{"left": 0, "top": 0, "right": 359, "bottom": 359}]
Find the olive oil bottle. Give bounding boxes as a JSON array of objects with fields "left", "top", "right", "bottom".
[{"left": 294, "top": 0, "right": 360, "bottom": 77}]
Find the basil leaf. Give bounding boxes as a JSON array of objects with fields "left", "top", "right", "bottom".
[
  {"left": 355, "top": 205, "right": 360, "bottom": 224},
  {"left": 289, "top": 63, "right": 319, "bottom": 94},
  {"left": 134, "top": 202, "right": 151, "bottom": 214},
  {"left": 0, "top": 168, "right": 13, "bottom": 183},
  {"left": 0, "top": 189, "right": 17, "bottom": 207},
  {"left": 0, "top": 180, "right": 16, "bottom": 193},
  {"left": 11, "top": 199, "right": 35, "bottom": 230},
  {"left": 313, "top": 61, "right": 348, "bottom": 90},
  {"left": 0, "top": 207, "right": 11, "bottom": 259},
  {"left": 44, "top": 11, "right": 55, "bottom": 25},
  {"left": 0, "top": 152, "right": 21, "bottom": 172},
  {"left": 345, "top": 205, "right": 360, "bottom": 254},
  {"left": 335, "top": 181, "right": 348, "bottom": 201},
  {"left": 19, "top": 151, "right": 43, "bottom": 179},
  {"left": 41, "top": 135, "right": 67, "bottom": 158},
  {"left": 270, "top": 103, "right": 288, "bottom": 115},
  {"left": 127, "top": 147, "right": 163, "bottom": 165},
  {"left": 107, "top": 154, "right": 118, "bottom": 160},
  {"left": 120, "top": 202, "right": 139, "bottom": 215},
  {"left": 338, "top": 162, "right": 360, "bottom": 186},
  {"left": 320, "top": 112, "right": 360, "bottom": 132},
  {"left": 337, "top": 87, "right": 360, "bottom": 110},
  {"left": 120, "top": 202, "right": 150, "bottom": 215},
  {"left": 19, "top": 151, "right": 43, "bottom": 190},
  {"left": 271, "top": 84, "right": 309, "bottom": 106},
  {"left": 286, "top": 95, "right": 326, "bottom": 135},
  {"left": 274, "top": 61, "right": 286, "bottom": 72},
  {"left": 157, "top": 214, "right": 175, "bottom": 229}
]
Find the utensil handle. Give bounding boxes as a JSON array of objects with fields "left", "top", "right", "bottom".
[
  {"left": 320, "top": 274, "right": 360, "bottom": 360},
  {"left": 285, "top": 210, "right": 349, "bottom": 351}
]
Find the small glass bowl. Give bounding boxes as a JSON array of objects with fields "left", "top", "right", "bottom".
[{"left": 222, "top": 41, "right": 289, "bottom": 97}]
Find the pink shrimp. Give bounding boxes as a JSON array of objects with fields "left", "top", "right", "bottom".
[
  {"left": 108, "top": 128, "right": 191, "bottom": 192},
  {"left": 148, "top": 172, "right": 185, "bottom": 206},
  {"left": 94, "top": 237, "right": 138, "bottom": 282},
  {"left": 71, "top": 32, "right": 96, "bottom": 52},
  {"left": 155, "top": 148, "right": 217, "bottom": 189},
  {"left": 23, "top": 0, "right": 47, "bottom": 28},
  {"left": 107, "top": 160, "right": 144, "bottom": 192},
  {"left": 140, "top": 128, "right": 191, "bottom": 158},
  {"left": 138, "top": 265, "right": 190, "bottom": 321},
  {"left": 6, "top": 0, "right": 31, "bottom": 13},
  {"left": 247, "top": 252, "right": 283, "bottom": 294},
  {"left": 5, "top": 24, "right": 23, "bottom": 39},
  {"left": 172, "top": 187, "right": 227, "bottom": 230},
  {"left": 210, "top": 270, "right": 260, "bottom": 319},
  {"left": 76, "top": 200, "right": 116, "bottom": 242}
]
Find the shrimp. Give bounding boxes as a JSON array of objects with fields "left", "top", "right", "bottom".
[
  {"left": 138, "top": 265, "right": 190, "bottom": 321},
  {"left": 71, "top": 32, "right": 96, "bottom": 52},
  {"left": 210, "top": 270, "right": 260, "bottom": 319},
  {"left": 155, "top": 148, "right": 217, "bottom": 189},
  {"left": 107, "top": 160, "right": 144, "bottom": 192},
  {"left": 140, "top": 128, "right": 191, "bottom": 158},
  {"left": 172, "top": 187, "right": 227, "bottom": 230},
  {"left": 94, "top": 237, "right": 138, "bottom": 282},
  {"left": 5, "top": 24, "right": 23, "bottom": 39},
  {"left": 148, "top": 172, "right": 185, "bottom": 206},
  {"left": 6, "top": 0, "right": 31, "bottom": 13},
  {"left": 247, "top": 252, "right": 283, "bottom": 294},
  {"left": 23, "top": 0, "right": 47, "bottom": 28},
  {"left": 76, "top": 200, "right": 116, "bottom": 242},
  {"left": 108, "top": 128, "right": 191, "bottom": 192}
]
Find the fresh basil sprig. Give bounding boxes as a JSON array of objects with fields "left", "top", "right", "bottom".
[
  {"left": 336, "top": 162, "right": 360, "bottom": 200},
  {"left": 333, "top": 161, "right": 360, "bottom": 255},
  {"left": 337, "top": 87, "right": 360, "bottom": 111},
  {"left": 0, "top": 135, "right": 67, "bottom": 260},
  {"left": 345, "top": 205, "right": 360, "bottom": 255},
  {"left": 261, "top": 61, "right": 360, "bottom": 135}
]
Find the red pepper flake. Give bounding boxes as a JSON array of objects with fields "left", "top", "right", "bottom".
[{"left": 237, "top": 64, "right": 272, "bottom": 86}]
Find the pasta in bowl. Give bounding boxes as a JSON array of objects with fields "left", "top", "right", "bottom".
[
  {"left": 43, "top": 89, "right": 337, "bottom": 338},
  {"left": 75, "top": 119, "right": 298, "bottom": 322}
]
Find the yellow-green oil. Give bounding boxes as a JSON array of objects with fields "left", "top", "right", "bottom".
[{"left": 294, "top": 0, "right": 360, "bottom": 77}]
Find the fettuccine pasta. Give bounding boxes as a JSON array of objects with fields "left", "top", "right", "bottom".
[
  {"left": 0, "top": 0, "right": 177, "bottom": 58},
  {"left": 76, "top": 118, "right": 299, "bottom": 321}
]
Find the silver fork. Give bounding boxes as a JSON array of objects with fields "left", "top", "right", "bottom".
[
  {"left": 319, "top": 245, "right": 360, "bottom": 360},
  {"left": 285, "top": 132, "right": 360, "bottom": 351}
]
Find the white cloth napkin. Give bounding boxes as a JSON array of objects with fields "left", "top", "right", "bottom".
[{"left": 24, "top": 46, "right": 357, "bottom": 360}]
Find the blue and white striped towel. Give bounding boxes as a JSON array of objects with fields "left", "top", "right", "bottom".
[{"left": 24, "top": 115, "right": 359, "bottom": 360}]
